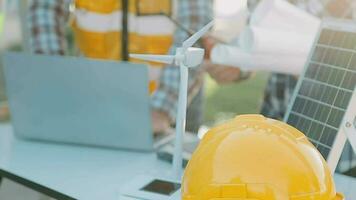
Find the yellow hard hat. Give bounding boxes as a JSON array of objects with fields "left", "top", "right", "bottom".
[{"left": 182, "top": 115, "right": 344, "bottom": 200}]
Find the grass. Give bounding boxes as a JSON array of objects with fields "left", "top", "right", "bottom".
[{"left": 203, "top": 72, "right": 269, "bottom": 126}]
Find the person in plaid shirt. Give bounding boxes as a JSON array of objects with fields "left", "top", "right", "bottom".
[{"left": 27, "top": 0, "right": 247, "bottom": 133}]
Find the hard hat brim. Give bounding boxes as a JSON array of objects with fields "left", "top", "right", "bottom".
[{"left": 334, "top": 193, "right": 345, "bottom": 200}]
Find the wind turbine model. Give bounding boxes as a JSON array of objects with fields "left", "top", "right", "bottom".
[{"left": 131, "top": 21, "right": 214, "bottom": 180}]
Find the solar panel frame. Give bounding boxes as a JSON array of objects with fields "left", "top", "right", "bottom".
[
  {"left": 284, "top": 18, "right": 356, "bottom": 173},
  {"left": 333, "top": 91, "right": 356, "bottom": 171}
]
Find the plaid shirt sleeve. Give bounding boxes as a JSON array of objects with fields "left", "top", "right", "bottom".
[
  {"left": 260, "top": 73, "right": 298, "bottom": 120},
  {"left": 151, "top": 0, "right": 213, "bottom": 122},
  {"left": 28, "top": 0, "right": 70, "bottom": 55}
]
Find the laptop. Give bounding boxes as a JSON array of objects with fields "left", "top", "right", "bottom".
[{"left": 3, "top": 52, "right": 157, "bottom": 151}]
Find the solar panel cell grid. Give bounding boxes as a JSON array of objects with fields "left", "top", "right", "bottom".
[
  {"left": 350, "top": 55, "right": 356, "bottom": 70},
  {"left": 342, "top": 72, "right": 356, "bottom": 89},
  {"left": 287, "top": 25, "right": 356, "bottom": 161}
]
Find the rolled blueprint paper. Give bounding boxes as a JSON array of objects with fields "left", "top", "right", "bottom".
[
  {"left": 250, "top": 0, "right": 320, "bottom": 34},
  {"left": 211, "top": 15, "right": 247, "bottom": 43},
  {"left": 211, "top": 44, "right": 306, "bottom": 75},
  {"left": 239, "top": 26, "right": 316, "bottom": 56},
  {"left": 212, "top": 0, "right": 248, "bottom": 42}
]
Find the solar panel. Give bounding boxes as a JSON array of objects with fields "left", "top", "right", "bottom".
[{"left": 285, "top": 18, "right": 356, "bottom": 173}]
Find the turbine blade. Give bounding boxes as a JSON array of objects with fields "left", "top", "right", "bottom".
[
  {"left": 130, "top": 54, "right": 175, "bottom": 65},
  {"left": 182, "top": 21, "right": 214, "bottom": 49}
]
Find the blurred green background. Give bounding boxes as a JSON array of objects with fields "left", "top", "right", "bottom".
[{"left": 203, "top": 73, "right": 268, "bottom": 126}]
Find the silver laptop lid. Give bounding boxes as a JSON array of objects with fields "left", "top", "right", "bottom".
[{"left": 3, "top": 52, "right": 154, "bottom": 151}]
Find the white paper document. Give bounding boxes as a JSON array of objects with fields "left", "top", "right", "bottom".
[
  {"left": 250, "top": 0, "right": 320, "bottom": 34},
  {"left": 211, "top": 44, "right": 306, "bottom": 75},
  {"left": 210, "top": 0, "right": 320, "bottom": 75},
  {"left": 239, "top": 26, "right": 315, "bottom": 56}
]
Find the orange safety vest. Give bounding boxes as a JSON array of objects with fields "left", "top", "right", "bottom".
[{"left": 73, "top": 0, "right": 175, "bottom": 92}]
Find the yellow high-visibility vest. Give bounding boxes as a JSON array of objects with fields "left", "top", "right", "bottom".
[{"left": 73, "top": 0, "right": 175, "bottom": 92}]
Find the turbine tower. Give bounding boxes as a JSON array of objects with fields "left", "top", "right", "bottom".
[{"left": 130, "top": 21, "right": 214, "bottom": 180}]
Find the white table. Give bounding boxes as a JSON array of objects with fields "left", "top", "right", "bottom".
[
  {"left": 0, "top": 124, "right": 174, "bottom": 200},
  {"left": 0, "top": 124, "right": 355, "bottom": 200}
]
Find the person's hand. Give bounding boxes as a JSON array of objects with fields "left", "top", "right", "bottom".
[
  {"left": 151, "top": 110, "right": 171, "bottom": 135},
  {"left": 203, "top": 60, "right": 242, "bottom": 85},
  {"left": 202, "top": 36, "right": 243, "bottom": 84},
  {"left": 202, "top": 36, "right": 218, "bottom": 59},
  {"left": 326, "top": 0, "right": 350, "bottom": 18},
  {"left": 0, "top": 102, "right": 9, "bottom": 121}
]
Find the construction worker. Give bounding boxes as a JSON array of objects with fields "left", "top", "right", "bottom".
[
  {"left": 27, "top": 0, "right": 247, "bottom": 134},
  {"left": 29, "top": 0, "right": 174, "bottom": 91}
]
